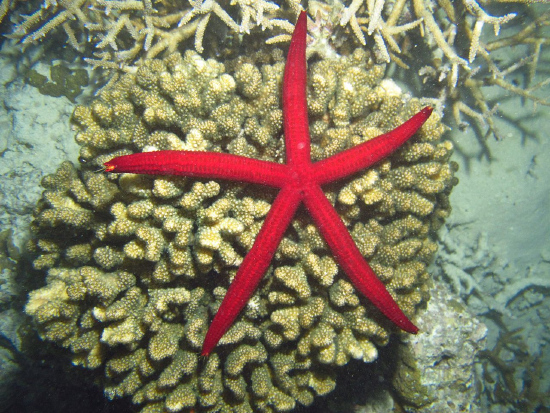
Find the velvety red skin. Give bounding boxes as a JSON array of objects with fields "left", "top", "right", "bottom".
[{"left": 105, "top": 10, "right": 431, "bottom": 357}]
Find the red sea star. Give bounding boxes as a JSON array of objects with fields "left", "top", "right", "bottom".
[{"left": 105, "top": 11, "right": 432, "bottom": 356}]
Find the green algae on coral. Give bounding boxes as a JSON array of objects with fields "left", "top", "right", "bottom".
[{"left": 25, "top": 64, "right": 89, "bottom": 102}]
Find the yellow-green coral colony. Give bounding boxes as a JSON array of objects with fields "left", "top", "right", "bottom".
[{"left": 27, "top": 49, "right": 456, "bottom": 412}]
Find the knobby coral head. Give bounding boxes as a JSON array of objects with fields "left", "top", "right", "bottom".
[
  {"left": 27, "top": 8, "right": 456, "bottom": 410},
  {"left": 104, "top": 11, "right": 431, "bottom": 356}
]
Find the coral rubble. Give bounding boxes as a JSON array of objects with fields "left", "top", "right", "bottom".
[
  {"left": 393, "top": 283, "right": 488, "bottom": 412},
  {"left": 26, "top": 48, "right": 455, "bottom": 411}
]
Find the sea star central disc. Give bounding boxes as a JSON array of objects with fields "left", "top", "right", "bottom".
[{"left": 105, "top": 10, "right": 432, "bottom": 356}]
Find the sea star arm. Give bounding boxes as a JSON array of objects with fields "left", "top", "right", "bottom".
[
  {"left": 104, "top": 150, "right": 289, "bottom": 188},
  {"left": 283, "top": 10, "right": 311, "bottom": 166},
  {"left": 312, "top": 107, "right": 433, "bottom": 185},
  {"left": 201, "top": 185, "right": 302, "bottom": 356},
  {"left": 302, "top": 184, "right": 419, "bottom": 333}
]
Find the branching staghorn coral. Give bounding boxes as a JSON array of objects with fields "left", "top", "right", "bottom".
[
  {"left": 305, "top": 1, "right": 550, "bottom": 145},
  {"left": 439, "top": 7, "right": 550, "bottom": 141},
  {"left": 6, "top": 0, "right": 299, "bottom": 66},
  {"left": 5, "top": 1, "right": 548, "bottom": 145},
  {"left": 0, "top": 0, "right": 13, "bottom": 25},
  {"left": 0, "top": 1, "right": 531, "bottom": 71},
  {"left": 332, "top": 1, "right": 550, "bottom": 141},
  {"left": 26, "top": 48, "right": 455, "bottom": 411}
]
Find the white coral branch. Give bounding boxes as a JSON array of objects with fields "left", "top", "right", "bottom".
[
  {"left": 463, "top": 0, "right": 516, "bottom": 63},
  {"left": 495, "top": 277, "right": 550, "bottom": 307}
]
